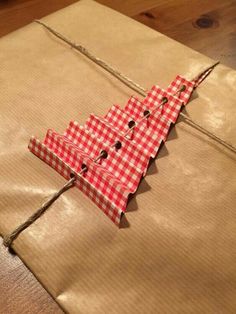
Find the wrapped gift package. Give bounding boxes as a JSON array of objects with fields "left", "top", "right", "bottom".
[{"left": 0, "top": 0, "right": 236, "bottom": 313}]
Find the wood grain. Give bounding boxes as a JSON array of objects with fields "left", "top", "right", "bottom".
[
  {"left": 0, "top": 0, "right": 235, "bottom": 313},
  {"left": 0, "top": 0, "right": 78, "bottom": 37},
  {"left": 0, "top": 238, "right": 63, "bottom": 314},
  {"left": 134, "top": 0, "right": 236, "bottom": 69}
]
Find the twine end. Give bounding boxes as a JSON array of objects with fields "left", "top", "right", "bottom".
[{"left": 3, "top": 235, "right": 12, "bottom": 248}]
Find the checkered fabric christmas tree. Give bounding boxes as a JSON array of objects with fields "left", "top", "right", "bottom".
[{"left": 28, "top": 76, "right": 195, "bottom": 225}]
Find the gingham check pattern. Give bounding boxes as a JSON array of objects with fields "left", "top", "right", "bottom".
[
  {"left": 85, "top": 114, "right": 150, "bottom": 174},
  {"left": 65, "top": 121, "right": 105, "bottom": 157},
  {"left": 167, "top": 75, "right": 195, "bottom": 104},
  {"left": 105, "top": 105, "right": 162, "bottom": 158},
  {"left": 143, "top": 85, "right": 182, "bottom": 124},
  {"left": 29, "top": 136, "right": 123, "bottom": 225},
  {"left": 64, "top": 121, "right": 142, "bottom": 192},
  {"left": 124, "top": 96, "right": 172, "bottom": 142},
  {"left": 29, "top": 75, "right": 196, "bottom": 226},
  {"left": 124, "top": 96, "right": 147, "bottom": 120},
  {"left": 44, "top": 129, "right": 130, "bottom": 211}
]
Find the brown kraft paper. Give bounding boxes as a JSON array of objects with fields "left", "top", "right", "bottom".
[{"left": 0, "top": 0, "right": 236, "bottom": 313}]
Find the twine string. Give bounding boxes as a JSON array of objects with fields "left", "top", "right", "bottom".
[
  {"left": 191, "top": 61, "right": 220, "bottom": 84},
  {"left": 180, "top": 113, "right": 236, "bottom": 152},
  {"left": 4, "top": 19, "right": 236, "bottom": 248},
  {"left": 3, "top": 87, "right": 182, "bottom": 248},
  {"left": 35, "top": 20, "right": 147, "bottom": 97},
  {"left": 3, "top": 176, "right": 76, "bottom": 247},
  {"left": 35, "top": 20, "right": 235, "bottom": 153}
]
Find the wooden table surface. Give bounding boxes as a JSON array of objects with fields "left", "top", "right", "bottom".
[{"left": 1, "top": 1, "right": 235, "bottom": 313}]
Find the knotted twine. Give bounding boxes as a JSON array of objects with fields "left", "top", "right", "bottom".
[{"left": 3, "top": 20, "right": 236, "bottom": 248}]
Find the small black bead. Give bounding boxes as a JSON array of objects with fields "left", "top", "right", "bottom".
[
  {"left": 81, "top": 163, "right": 88, "bottom": 172},
  {"left": 162, "top": 97, "right": 168, "bottom": 104},
  {"left": 128, "top": 120, "right": 136, "bottom": 128},
  {"left": 115, "top": 141, "right": 122, "bottom": 149},
  {"left": 143, "top": 110, "right": 150, "bottom": 117},
  {"left": 101, "top": 150, "right": 108, "bottom": 159}
]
